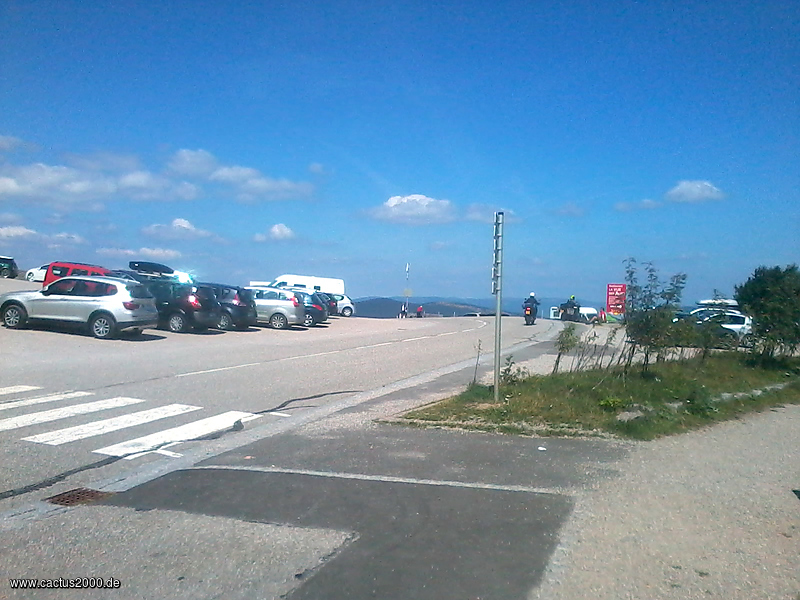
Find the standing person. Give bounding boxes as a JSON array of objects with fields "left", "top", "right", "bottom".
[
  {"left": 400, "top": 304, "right": 408, "bottom": 319},
  {"left": 416, "top": 305, "right": 424, "bottom": 318}
]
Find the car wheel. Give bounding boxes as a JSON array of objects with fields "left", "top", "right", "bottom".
[
  {"left": 25, "top": 272, "right": 35, "bottom": 281},
  {"left": 741, "top": 333, "right": 755, "bottom": 349},
  {"left": 303, "top": 313, "right": 315, "bottom": 327},
  {"left": 269, "top": 313, "right": 289, "bottom": 329},
  {"left": 89, "top": 313, "right": 117, "bottom": 339},
  {"left": 2, "top": 303, "right": 28, "bottom": 329},
  {"left": 218, "top": 312, "right": 233, "bottom": 331},
  {"left": 168, "top": 312, "right": 188, "bottom": 333},
  {"left": 341, "top": 307, "right": 353, "bottom": 317},
  {"left": 0, "top": 268, "right": 10, "bottom": 279}
]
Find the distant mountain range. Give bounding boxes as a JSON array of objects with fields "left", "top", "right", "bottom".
[{"left": 353, "top": 296, "right": 605, "bottom": 319}]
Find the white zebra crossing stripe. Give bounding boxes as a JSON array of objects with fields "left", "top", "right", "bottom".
[
  {"left": 0, "top": 397, "right": 146, "bottom": 432},
  {"left": 0, "top": 391, "right": 93, "bottom": 412},
  {"left": 93, "top": 411, "right": 261, "bottom": 457},
  {"left": 21, "top": 404, "right": 202, "bottom": 445},
  {"left": 0, "top": 385, "right": 41, "bottom": 396}
]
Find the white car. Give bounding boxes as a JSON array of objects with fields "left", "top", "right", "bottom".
[
  {"left": 329, "top": 293, "right": 355, "bottom": 317},
  {"left": 25, "top": 264, "right": 49, "bottom": 282}
]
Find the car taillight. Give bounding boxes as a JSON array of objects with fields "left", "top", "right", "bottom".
[
  {"left": 312, "top": 304, "right": 323, "bottom": 311},
  {"left": 292, "top": 296, "right": 300, "bottom": 307},
  {"left": 232, "top": 293, "right": 242, "bottom": 306},
  {"left": 123, "top": 301, "right": 140, "bottom": 310},
  {"left": 187, "top": 294, "right": 201, "bottom": 309}
]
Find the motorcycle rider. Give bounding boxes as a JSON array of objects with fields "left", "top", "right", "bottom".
[
  {"left": 561, "top": 295, "right": 580, "bottom": 321},
  {"left": 522, "top": 292, "right": 540, "bottom": 325}
]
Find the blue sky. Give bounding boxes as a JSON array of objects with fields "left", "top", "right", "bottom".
[{"left": 1, "top": 1, "right": 797, "bottom": 303}]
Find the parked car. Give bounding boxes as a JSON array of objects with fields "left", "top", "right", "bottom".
[
  {"left": 25, "top": 264, "right": 49, "bottom": 282},
  {"left": 246, "top": 286, "right": 305, "bottom": 329},
  {"left": 200, "top": 283, "right": 258, "bottom": 330},
  {"left": 0, "top": 256, "right": 20, "bottom": 279},
  {"left": 144, "top": 280, "right": 222, "bottom": 333},
  {"left": 42, "top": 262, "right": 111, "bottom": 286},
  {"left": 291, "top": 290, "right": 328, "bottom": 327},
  {"left": 0, "top": 275, "right": 158, "bottom": 339},
  {"left": 317, "top": 292, "right": 338, "bottom": 318},
  {"left": 329, "top": 293, "right": 355, "bottom": 317}
]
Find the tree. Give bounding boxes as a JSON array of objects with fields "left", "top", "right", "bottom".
[
  {"left": 735, "top": 264, "right": 800, "bottom": 361},
  {"left": 623, "top": 258, "right": 687, "bottom": 373}
]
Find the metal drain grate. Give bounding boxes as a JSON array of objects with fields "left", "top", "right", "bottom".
[{"left": 46, "top": 488, "right": 114, "bottom": 506}]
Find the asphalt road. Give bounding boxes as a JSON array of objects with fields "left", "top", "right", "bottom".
[
  {"left": 0, "top": 277, "right": 560, "bottom": 513},
  {"left": 1, "top": 277, "right": 628, "bottom": 599}
]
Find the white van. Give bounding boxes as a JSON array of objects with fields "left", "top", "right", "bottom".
[{"left": 257, "top": 274, "right": 346, "bottom": 295}]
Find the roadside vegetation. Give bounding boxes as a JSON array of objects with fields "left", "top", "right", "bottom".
[{"left": 401, "top": 260, "right": 800, "bottom": 441}]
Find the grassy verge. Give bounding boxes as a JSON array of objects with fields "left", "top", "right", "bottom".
[{"left": 401, "top": 352, "right": 800, "bottom": 440}]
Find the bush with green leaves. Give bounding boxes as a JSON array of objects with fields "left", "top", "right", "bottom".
[{"left": 735, "top": 264, "right": 800, "bottom": 361}]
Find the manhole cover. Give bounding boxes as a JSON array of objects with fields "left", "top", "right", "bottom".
[{"left": 46, "top": 488, "right": 114, "bottom": 506}]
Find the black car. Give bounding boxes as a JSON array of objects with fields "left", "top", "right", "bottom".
[
  {"left": 317, "top": 292, "right": 338, "bottom": 319},
  {"left": 145, "top": 280, "right": 222, "bottom": 332},
  {"left": 293, "top": 290, "right": 329, "bottom": 327},
  {"left": 0, "top": 256, "right": 19, "bottom": 279},
  {"left": 200, "top": 283, "right": 258, "bottom": 330}
]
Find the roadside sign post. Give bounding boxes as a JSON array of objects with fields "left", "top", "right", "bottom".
[{"left": 492, "top": 211, "right": 504, "bottom": 404}]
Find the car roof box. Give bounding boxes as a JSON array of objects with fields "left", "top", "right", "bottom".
[{"left": 129, "top": 261, "right": 174, "bottom": 275}]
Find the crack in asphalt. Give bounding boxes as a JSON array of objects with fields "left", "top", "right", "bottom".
[
  {"left": 0, "top": 456, "right": 121, "bottom": 501},
  {"left": 258, "top": 390, "right": 362, "bottom": 414}
]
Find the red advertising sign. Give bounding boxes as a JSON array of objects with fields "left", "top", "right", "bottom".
[{"left": 606, "top": 284, "right": 627, "bottom": 316}]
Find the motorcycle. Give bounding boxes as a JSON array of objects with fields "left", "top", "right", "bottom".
[
  {"left": 559, "top": 300, "right": 581, "bottom": 322},
  {"left": 523, "top": 304, "right": 537, "bottom": 325}
]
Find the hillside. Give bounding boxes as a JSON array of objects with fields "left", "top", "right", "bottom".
[{"left": 354, "top": 298, "right": 490, "bottom": 319}]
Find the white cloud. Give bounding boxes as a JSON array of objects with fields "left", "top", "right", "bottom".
[
  {"left": 0, "top": 212, "right": 21, "bottom": 224},
  {"left": 254, "top": 223, "right": 296, "bottom": 242},
  {"left": 370, "top": 194, "right": 456, "bottom": 225},
  {"left": 51, "top": 232, "right": 86, "bottom": 244},
  {"left": 556, "top": 202, "right": 584, "bottom": 217},
  {"left": 666, "top": 180, "right": 724, "bottom": 203},
  {"left": 269, "top": 223, "right": 295, "bottom": 240},
  {"left": 97, "top": 247, "right": 182, "bottom": 260},
  {"left": 0, "top": 163, "right": 116, "bottom": 205},
  {"left": 429, "top": 241, "right": 450, "bottom": 251},
  {"left": 0, "top": 135, "right": 24, "bottom": 152},
  {"left": 168, "top": 149, "right": 313, "bottom": 202},
  {"left": 0, "top": 225, "right": 37, "bottom": 239},
  {"left": 142, "top": 218, "right": 216, "bottom": 240},
  {"left": 64, "top": 151, "right": 141, "bottom": 172},
  {"left": 614, "top": 198, "right": 661, "bottom": 212},
  {"left": 167, "top": 149, "right": 219, "bottom": 177},
  {"left": 308, "top": 162, "right": 329, "bottom": 175}
]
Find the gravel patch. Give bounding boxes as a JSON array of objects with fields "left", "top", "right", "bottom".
[{"left": 531, "top": 404, "right": 800, "bottom": 600}]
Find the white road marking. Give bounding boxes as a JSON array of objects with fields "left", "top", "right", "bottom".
[
  {"left": 175, "top": 363, "right": 260, "bottom": 378},
  {"left": 0, "top": 391, "right": 93, "bottom": 412},
  {"left": 22, "top": 404, "right": 202, "bottom": 445},
  {"left": 267, "top": 411, "right": 292, "bottom": 418},
  {"left": 0, "top": 397, "right": 146, "bottom": 432},
  {"left": 403, "top": 336, "right": 431, "bottom": 342},
  {"left": 193, "top": 465, "right": 558, "bottom": 495},
  {"left": 93, "top": 411, "right": 261, "bottom": 457},
  {"left": 0, "top": 385, "right": 41, "bottom": 396}
]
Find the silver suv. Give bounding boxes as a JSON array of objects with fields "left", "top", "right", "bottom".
[
  {"left": 245, "top": 286, "right": 305, "bottom": 329},
  {"left": 0, "top": 276, "right": 158, "bottom": 339}
]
